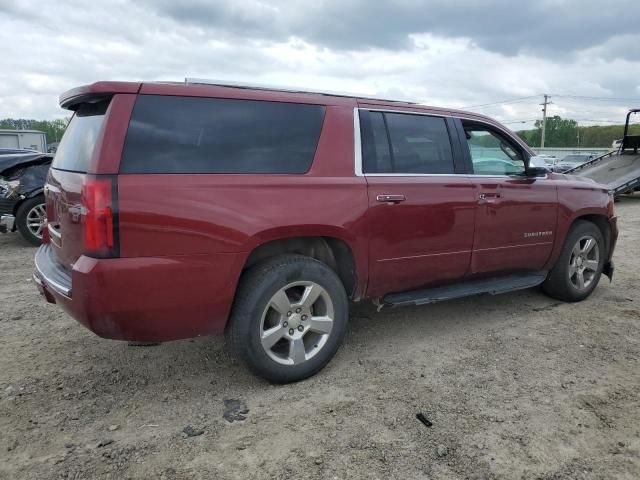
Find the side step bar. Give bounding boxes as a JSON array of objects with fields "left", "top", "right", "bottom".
[{"left": 383, "top": 272, "right": 547, "bottom": 307}]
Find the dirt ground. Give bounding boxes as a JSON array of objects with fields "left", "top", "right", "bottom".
[{"left": 1, "top": 198, "right": 639, "bottom": 480}]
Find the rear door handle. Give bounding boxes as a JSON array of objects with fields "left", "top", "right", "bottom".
[{"left": 376, "top": 194, "right": 406, "bottom": 203}]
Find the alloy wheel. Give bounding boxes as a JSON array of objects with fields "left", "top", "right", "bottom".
[
  {"left": 26, "top": 203, "right": 47, "bottom": 239},
  {"left": 260, "top": 281, "right": 334, "bottom": 366},
  {"left": 568, "top": 235, "right": 599, "bottom": 291}
]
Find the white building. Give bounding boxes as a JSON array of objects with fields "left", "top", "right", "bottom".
[{"left": 0, "top": 129, "right": 47, "bottom": 152}]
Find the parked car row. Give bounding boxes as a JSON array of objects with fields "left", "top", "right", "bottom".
[
  {"left": 528, "top": 153, "right": 602, "bottom": 173},
  {"left": 550, "top": 153, "right": 598, "bottom": 173}
]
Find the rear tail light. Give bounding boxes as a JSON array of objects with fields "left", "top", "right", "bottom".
[{"left": 81, "top": 175, "right": 119, "bottom": 258}]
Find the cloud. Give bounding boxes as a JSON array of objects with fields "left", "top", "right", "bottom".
[
  {"left": 143, "top": 0, "right": 640, "bottom": 58},
  {"left": 0, "top": 0, "right": 639, "bottom": 128}
]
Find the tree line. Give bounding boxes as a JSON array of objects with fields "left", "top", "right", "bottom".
[{"left": 516, "top": 115, "right": 640, "bottom": 148}]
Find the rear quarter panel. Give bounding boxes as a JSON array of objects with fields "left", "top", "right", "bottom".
[{"left": 116, "top": 104, "right": 370, "bottom": 297}]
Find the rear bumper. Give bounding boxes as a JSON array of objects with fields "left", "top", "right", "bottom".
[{"left": 34, "top": 244, "right": 244, "bottom": 341}]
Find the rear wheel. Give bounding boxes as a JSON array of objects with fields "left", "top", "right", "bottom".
[
  {"left": 542, "top": 220, "right": 605, "bottom": 302},
  {"left": 16, "top": 195, "right": 46, "bottom": 246},
  {"left": 226, "top": 254, "right": 348, "bottom": 383}
]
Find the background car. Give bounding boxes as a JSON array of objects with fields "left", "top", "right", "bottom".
[
  {"left": 472, "top": 158, "right": 525, "bottom": 175},
  {"left": 0, "top": 148, "right": 39, "bottom": 155},
  {"left": 0, "top": 151, "right": 51, "bottom": 245},
  {"left": 535, "top": 154, "right": 557, "bottom": 165},
  {"left": 551, "top": 153, "right": 595, "bottom": 173}
]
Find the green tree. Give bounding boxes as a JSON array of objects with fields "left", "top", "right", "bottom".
[
  {"left": 0, "top": 118, "right": 70, "bottom": 145},
  {"left": 516, "top": 115, "right": 640, "bottom": 148}
]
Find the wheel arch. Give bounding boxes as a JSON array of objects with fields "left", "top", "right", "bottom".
[
  {"left": 544, "top": 207, "right": 611, "bottom": 272},
  {"left": 12, "top": 189, "right": 45, "bottom": 216},
  {"left": 241, "top": 234, "right": 363, "bottom": 300},
  {"left": 571, "top": 213, "right": 611, "bottom": 255}
]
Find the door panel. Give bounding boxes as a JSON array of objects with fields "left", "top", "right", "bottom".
[
  {"left": 365, "top": 176, "right": 476, "bottom": 297},
  {"left": 470, "top": 177, "right": 557, "bottom": 274},
  {"left": 456, "top": 119, "right": 558, "bottom": 275}
]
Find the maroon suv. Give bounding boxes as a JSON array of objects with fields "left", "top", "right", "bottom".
[{"left": 34, "top": 80, "right": 617, "bottom": 382}]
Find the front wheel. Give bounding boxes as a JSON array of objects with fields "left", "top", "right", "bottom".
[
  {"left": 542, "top": 220, "right": 605, "bottom": 302},
  {"left": 15, "top": 195, "right": 46, "bottom": 246},
  {"left": 226, "top": 254, "right": 349, "bottom": 383}
]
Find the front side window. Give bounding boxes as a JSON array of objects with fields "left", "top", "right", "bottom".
[
  {"left": 463, "top": 124, "right": 525, "bottom": 175},
  {"left": 120, "top": 95, "right": 325, "bottom": 174},
  {"left": 362, "top": 111, "right": 455, "bottom": 174}
]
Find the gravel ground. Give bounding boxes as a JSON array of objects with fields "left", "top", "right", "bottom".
[{"left": 1, "top": 197, "right": 639, "bottom": 480}]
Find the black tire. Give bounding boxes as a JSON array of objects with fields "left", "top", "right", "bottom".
[
  {"left": 542, "top": 220, "right": 605, "bottom": 302},
  {"left": 15, "top": 195, "right": 46, "bottom": 246},
  {"left": 226, "top": 254, "right": 349, "bottom": 383}
]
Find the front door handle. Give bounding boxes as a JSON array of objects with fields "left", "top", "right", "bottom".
[
  {"left": 376, "top": 194, "right": 406, "bottom": 204},
  {"left": 479, "top": 192, "right": 502, "bottom": 201}
]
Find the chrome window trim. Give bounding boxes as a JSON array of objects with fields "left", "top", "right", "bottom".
[
  {"left": 353, "top": 107, "right": 453, "bottom": 177},
  {"left": 353, "top": 107, "right": 363, "bottom": 176},
  {"left": 364, "top": 107, "right": 449, "bottom": 118},
  {"left": 353, "top": 107, "right": 546, "bottom": 179},
  {"left": 364, "top": 173, "right": 466, "bottom": 177}
]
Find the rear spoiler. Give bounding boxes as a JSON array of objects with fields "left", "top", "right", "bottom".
[{"left": 59, "top": 81, "right": 141, "bottom": 110}]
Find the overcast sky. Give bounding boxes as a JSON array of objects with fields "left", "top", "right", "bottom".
[{"left": 2, "top": 0, "right": 640, "bottom": 129}]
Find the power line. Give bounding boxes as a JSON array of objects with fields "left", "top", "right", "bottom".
[
  {"left": 573, "top": 118, "right": 625, "bottom": 124},
  {"left": 460, "top": 93, "right": 640, "bottom": 111},
  {"left": 552, "top": 94, "right": 640, "bottom": 102},
  {"left": 461, "top": 95, "right": 540, "bottom": 109},
  {"left": 502, "top": 119, "right": 538, "bottom": 124}
]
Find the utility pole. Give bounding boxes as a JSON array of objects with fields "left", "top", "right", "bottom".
[{"left": 540, "top": 94, "right": 552, "bottom": 148}]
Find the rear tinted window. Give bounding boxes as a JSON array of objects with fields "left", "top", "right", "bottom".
[
  {"left": 52, "top": 101, "right": 109, "bottom": 173},
  {"left": 120, "top": 95, "right": 325, "bottom": 174},
  {"left": 361, "top": 111, "right": 454, "bottom": 174}
]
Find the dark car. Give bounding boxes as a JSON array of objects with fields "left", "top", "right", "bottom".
[
  {"left": 0, "top": 152, "right": 51, "bottom": 245},
  {"left": 0, "top": 148, "right": 39, "bottom": 155},
  {"left": 34, "top": 80, "right": 617, "bottom": 383},
  {"left": 552, "top": 153, "right": 595, "bottom": 173}
]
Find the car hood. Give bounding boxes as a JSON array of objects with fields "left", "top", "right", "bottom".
[
  {"left": 0, "top": 153, "right": 52, "bottom": 176},
  {"left": 553, "top": 173, "right": 601, "bottom": 188}
]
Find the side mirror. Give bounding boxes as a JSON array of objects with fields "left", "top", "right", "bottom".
[
  {"left": 527, "top": 155, "right": 551, "bottom": 176},
  {"left": 526, "top": 166, "right": 549, "bottom": 177}
]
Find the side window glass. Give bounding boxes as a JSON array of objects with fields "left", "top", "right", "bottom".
[
  {"left": 367, "top": 112, "right": 393, "bottom": 173},
  {"left": 464, "top": 126, "right": 525, "bottom": 175},
  {"left": 384, "top": 113, "right": 454, "bottom": 174},
  {"left": 121, "top": 96, "right": 325, "bottom": 174}
]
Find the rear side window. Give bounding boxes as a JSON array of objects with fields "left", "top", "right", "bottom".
[
  {"left": 361, "top": 111, "right": 454, "bottom": 174},
  {"left": 52, "top": 100, "right": 109, "bottom": 173},
  {"left": 120, "top": 95, "right": 325, "bottom": 174}
]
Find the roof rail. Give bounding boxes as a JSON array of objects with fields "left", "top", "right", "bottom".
[{"left": 184, "top": 77, "right": 418, "bottom": 104}]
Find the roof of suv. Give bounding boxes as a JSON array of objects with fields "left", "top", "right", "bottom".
[
  {"left": 58, "top": 80, "right": 499, "bottom": 125},
  {"left": 62, "top": 80, "right": 533, "bottom": 154}
]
